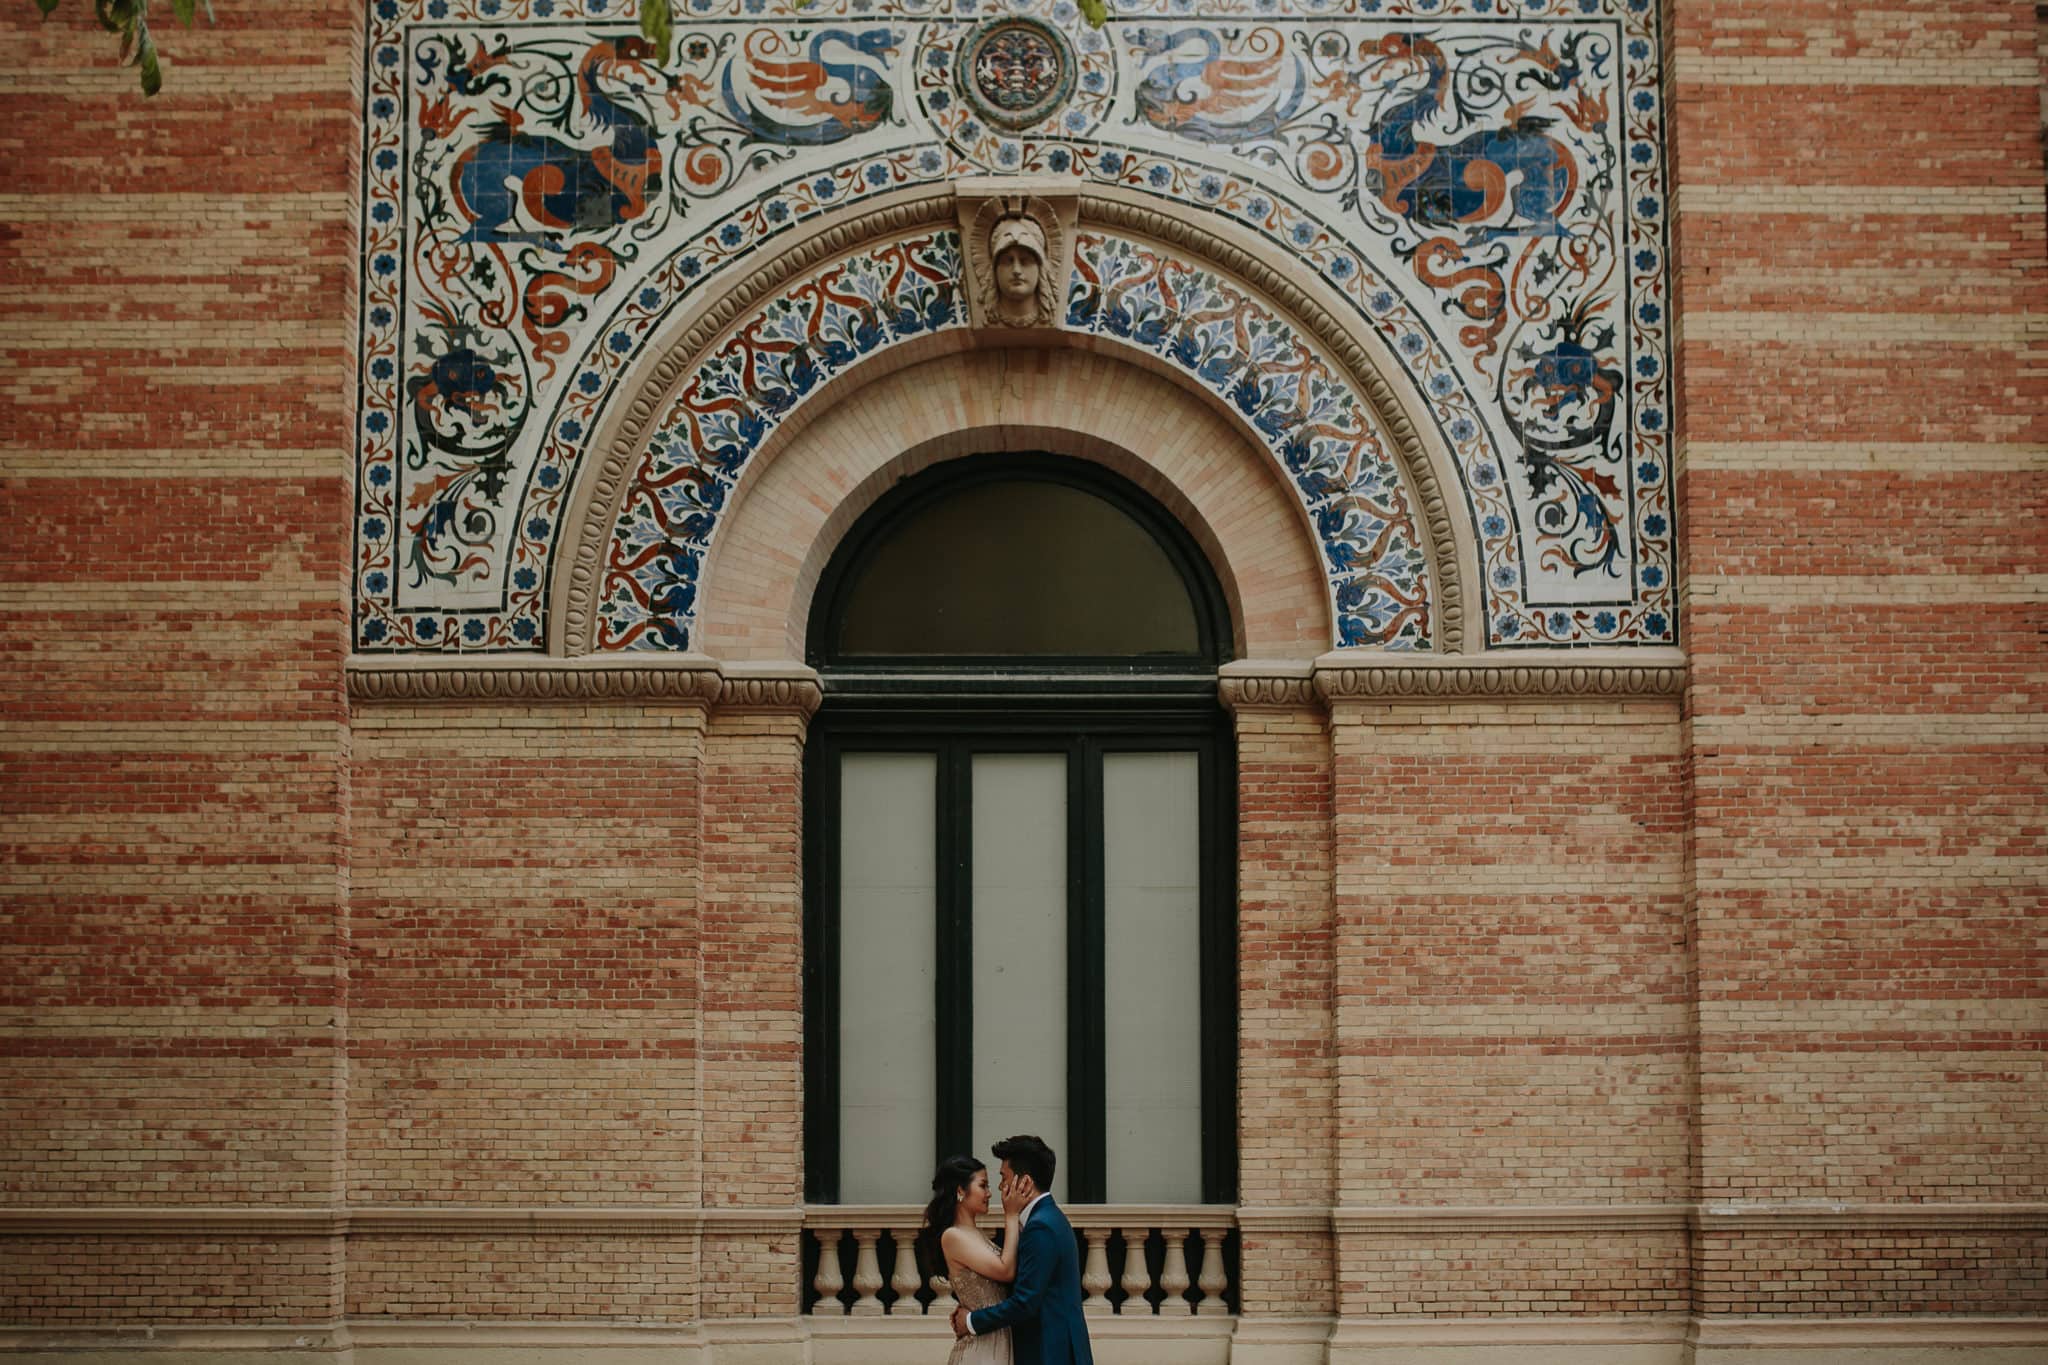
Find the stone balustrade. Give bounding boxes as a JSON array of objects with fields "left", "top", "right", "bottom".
[{"left": 804, "top": 1205, "right": 1237, "bottom": 1319}]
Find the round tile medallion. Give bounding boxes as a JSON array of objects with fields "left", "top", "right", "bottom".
[{"left": 955, "top": 16, "right": 1076, "bottom": 131}]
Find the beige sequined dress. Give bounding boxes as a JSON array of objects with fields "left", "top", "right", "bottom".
[{"left": 945, "top": 1246, "right": 1014, "bottom": 1365}]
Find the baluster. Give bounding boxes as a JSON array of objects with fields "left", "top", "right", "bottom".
[
  {"left": 890, "top": 1227, "right": 924, "bottom": 1314},
  {"left": 1159, "top": 1227, "right": 1192, "bottom": 1314},
  {"left": 849, "top": 1228, "right": 885, "bottom": 1316},
  {"left": 1119, "top": 1227, "right": 1152, "bottom": 1316},
  {"left": 812, "top": 1228, "right": 846, "bottom": 1315},
  {"left": 932, "top": 1270, "right": 960, "bottom": 1322},
  {"left": 1080, "top": 1226, "right": 1112, "bottom": 1316},
  {"left": 1195, "top": 1226, "right": 1229, "bottom": 1316}
]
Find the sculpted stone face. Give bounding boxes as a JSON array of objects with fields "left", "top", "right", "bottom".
[
  {"left": 996, "top": 243, "right": 1041, "bottom": 304},
  {"left": 987, "top": 213, "right": 1052, "bottom": 326}
]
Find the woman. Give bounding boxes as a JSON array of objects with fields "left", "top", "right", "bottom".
[{"left": 917, "top": 1154, "right": 1019, "bottom": 1364}]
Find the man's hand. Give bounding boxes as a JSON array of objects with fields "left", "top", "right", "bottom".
[
  {"left": 950, "top": 1304, "right": 970, "bottom": 1339},
  {"left": 999, "top": 1169, "right": 1033, "bottom": 1214}
]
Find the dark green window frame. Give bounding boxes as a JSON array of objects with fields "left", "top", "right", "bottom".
[{"left": 802, "top": 455, "right": 1239, "bottom": 1206}]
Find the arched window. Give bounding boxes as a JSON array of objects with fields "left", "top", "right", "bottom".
[{"left": 804, "top": 454, "right": 1236, "bottom": 1206}]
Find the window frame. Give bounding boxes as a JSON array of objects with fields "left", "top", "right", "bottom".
[
  {"left": 804, "top": 703, "right": 1237, "bottom": 1206},
  {"left": 805, "top": 452, "right": 1232, "bottom": 673},
  {"left": 802, "top": 454, "right": 1238, "bottom": 1206}
]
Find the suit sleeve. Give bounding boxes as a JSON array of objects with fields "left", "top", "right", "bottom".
[{"left": 967, "top": 1218, "right": 1054, "bottom": 1336}]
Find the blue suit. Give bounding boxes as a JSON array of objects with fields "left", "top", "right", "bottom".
[{"left": 966, "top": 1196, "right": 1094, "bottom": 1365}]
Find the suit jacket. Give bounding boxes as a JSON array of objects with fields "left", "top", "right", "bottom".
[{"left": 966, "top": 1196, "right": 1094, "bottom": 1365}]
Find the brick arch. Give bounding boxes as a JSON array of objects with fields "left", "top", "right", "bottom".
[
  {"left": 555, "top": 193, "right": 1470, "bottom": 656},
  {"left": 698, "top": 345, "right": 1330, "bottom": 662}
]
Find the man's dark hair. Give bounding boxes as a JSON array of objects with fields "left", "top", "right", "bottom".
[{"left": 992, "top": 1134, "right": 1055, "bottom": 1194}]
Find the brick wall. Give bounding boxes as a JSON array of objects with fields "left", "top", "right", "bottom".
[
  {"left": 1, "top": 0, "right": 2043, "bottom": 1342},
  {"left": 1670, "top": 0, "right": 2047, "bottom": 1314},
  {"left": 1233, "top": 699, "right": 1337, "bottom": 1318},
  {"left": 1330, "top": 701, "right": 1694, "bottom": 1316},
  {"left": 0, "top": 0, "right": 358, "bottom": 1324}
]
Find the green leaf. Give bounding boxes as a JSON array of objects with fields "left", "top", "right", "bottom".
[
  {"left": 1077, "top": 0, "right": 1108, "bottom": 28},
  {"left": 639, "top": 1, "right": 671, "bottom": 54},
  {"left": 34, "top": 0, "right": 60, "bottom": 19},
  {"left": 171, "top": 0, "right": 198, "bottom": 26},
  {"left": 138, "top": 34, "right": 162, "bottom": 96}
]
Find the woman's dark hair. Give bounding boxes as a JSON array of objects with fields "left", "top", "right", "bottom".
[
  {"left": 916, "top": 1154, "right": 986, "bottom": 1282},
  {"left": 991, "top": 1134, "right": 1056, "bottom": 1194}
]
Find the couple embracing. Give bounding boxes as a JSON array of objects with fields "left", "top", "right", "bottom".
[{"left": 916, "top": 1135, "right": 1094, "bottom": 1365}]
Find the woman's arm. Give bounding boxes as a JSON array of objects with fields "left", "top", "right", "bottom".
[
  {"left": 992, "top": 1201, "right": 1021, "bottom": 1284},
  {"left": 940, "top": 1224, "right": 1014, "bottom": 1284}
]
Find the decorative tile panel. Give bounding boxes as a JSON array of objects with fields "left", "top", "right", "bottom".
[
  {"left": 598, "top": 231, "right": 965, "bottom": 651},
  {"left": 1068, "top": 232, "right": 1431, "bottom": 648},
  {"left": 354, "top": 0, "right": 1674, "bottom": 653}
]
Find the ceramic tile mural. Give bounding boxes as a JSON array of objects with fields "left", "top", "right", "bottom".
[
  {"left": 355, "top": 0, "right": 1673, "bottom": 654},
  {"left": 1067, "top": 232, "right": 1433, "bottom": 648},
  {"left": 599, "top": 231, "right": 966, "bottom": 650}
]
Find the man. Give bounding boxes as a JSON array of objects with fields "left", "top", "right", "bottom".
[{"left": 951, "top": 1134, "right": 1094, "bottom": 1365}]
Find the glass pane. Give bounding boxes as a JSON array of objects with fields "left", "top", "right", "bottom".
[
  {"left": 971, "top": 753, "right": 1068, "bottom": 1167},
  {"left": 835, "top": 479, "right": 1201, "bottom": 657},
  {"left": 1102, "top": 751, "right": 1204, "bottom": 1202},
  {"left": 838, "top": 753, "right": 937, "bottom": 1203}
]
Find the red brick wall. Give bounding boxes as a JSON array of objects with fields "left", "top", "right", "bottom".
[
  {"left": 1330, "top": 701, "right": 1694, "bottom": 1315},
  {"left": 2, "top": 0, "right": 2043, "bottom": 1339},
  {"left": 1670, "top": 0, "right": 2047, "bottom": 1314},
  {"left": 0, "top": 0, "right": 359, "bottom": 1324}
]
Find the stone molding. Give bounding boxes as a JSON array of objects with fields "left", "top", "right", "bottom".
[
  {"left": 15, "top": 1200, "right": 2035, "bottom": 1240},
  {"left": 346, "top": 655, "right": 821, "bottom": 718},
  {"left": 1329, "top": 1314, "right": 1688, "bottom": 1345},
  {"left": 1314, "top": 647, "right": 1687, "bottom": 703},
  {"left": 345, "top": 654, "right": 723, "bottom": 704},
  {"left": 715, "top": 661, "right": 825, "bottom": 718},
  {"left": 1218, "top": 661, "right": 1319, "bottom": 712},
  {"left": 0, "top": 1206, "right": 804, "bottom": 1238},
  {"left": 1335, "top": 1204, "right": 1691, "bottom": 1234},
  {"left": 1219, "top": 651, "right": 1688, "bottom": 713},
  {"left": 1691, "top": 1317, "right": 2048, "bottom": 1346},
  {"left": 347, "top": 651, "right": 1684, "bottom": 706},
  {"left": 1332, "top": 1201, "right": 2048, "bottom": 1234},
  {"left": 9, "top": 1316, "right": 2041, "bottom": 1355},
  {"left": 1694, "top": 1201, "right": 2048, "bottom": 1232},
  {"left": 1234, "top": 1206, "right": 1335, "bottom": 1235}
]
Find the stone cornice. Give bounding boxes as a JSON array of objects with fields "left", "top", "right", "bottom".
[
  {"left": 1217, "top": 661, "right": 1318, "bottom": 712},
  {"left": 1314, "top": 647, "right": 1687, "bottom": 702},
  {"left": 346, "top": 655, "right": 820, "bottom": 717},
  {"left": 1694, "top": 1201, "right": 2048, "bottom": 1232},
  {"left": 1334, "top": 1201, "right": 2048, "bottom": 1234},
  {"left": 1234, "top": 1206, "right": 1334, "bottom": 1235},
  {"left": 716, "top": 661, "right": 824, "bottom": 717},
  {"left": 1335, "top": 1203, "right": 1692, "bottom": 1234},
  {"left": 0, "top": 1206, "right": 805, "bottom": 1238},
  {"left": 18, "top": 1201, "right": 2036, "bottom": 1240},
  {"left": 7, "top": 1317, "right": 2042, "bottom": 1351},
  {"left": 348, "top": 651, "right": 1688, "bottom": 706},
  {"left": 346, "top": 654, "right": 723, "bottom": 704},
  {"left": 1690, "top": 1317, "right": 2048, "bottom": 1346}
]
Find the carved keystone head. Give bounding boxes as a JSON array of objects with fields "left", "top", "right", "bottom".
[{"left": 954, "top": 180, "right": 1077, "bottom": 332}]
